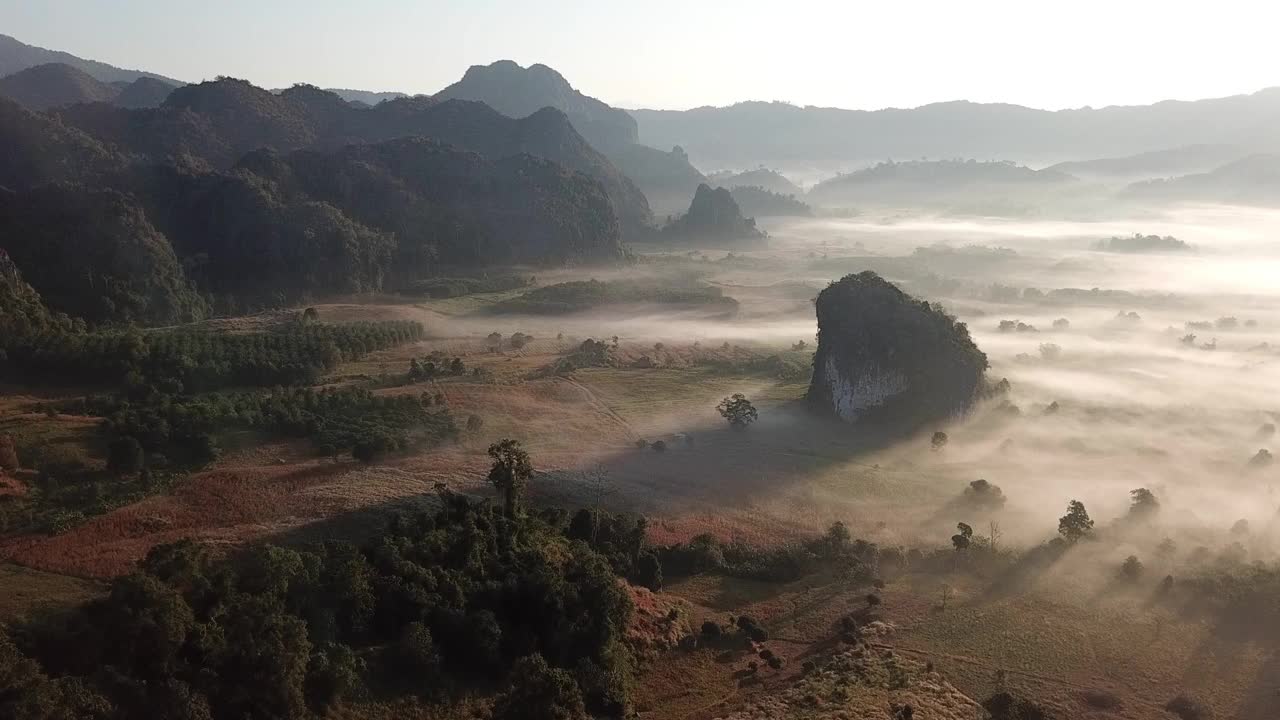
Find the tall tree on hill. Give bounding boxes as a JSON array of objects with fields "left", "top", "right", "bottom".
[
  {"left": 1058, "top": 500, "right": 1094, "bottom": 543},
  {"left": 487, "top": 439, "right": 533, "bottom": 523}
]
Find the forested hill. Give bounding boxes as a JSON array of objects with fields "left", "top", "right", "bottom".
[
  {"left": 433, "top": 60, "right": 706, "bottom": 217},
  {"left": 436, "top": 59, "right": 639, "bottom": 150},
  {"left": 0, "top": 88, "right": 625, "bottom": 325},
  {"left": 0, "top": 32, "right": 182, "bottom": 85},
  {"left": 51, "top": 78, "right": 653, "bottom": 237}
]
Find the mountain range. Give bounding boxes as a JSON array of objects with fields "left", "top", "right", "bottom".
[
  {"left": 630, "top": 91, "right": 1280, "bottom": 172},
  {"left": 0, "top": 33, "right": 182, "bottom": 85}
]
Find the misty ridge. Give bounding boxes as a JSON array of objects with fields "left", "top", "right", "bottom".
[{"left": 2, "top": 24, "right": 1280, "bottom": 720}]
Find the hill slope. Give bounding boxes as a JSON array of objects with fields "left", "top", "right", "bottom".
[
  {"left": 0, "top": 33, "right": 181, "bottom": 85},
  {"left": 0, "top": 63, "right": 120, "bottom": 110},
  {"left": 1123, "top": 153, "right": 1280, "bottom": 207},
  {"left": 55, "top": 79, "right": 654, "bottom": 237},
  {"left": 807, "top": 159, "right": 1076, "bottom": 208}
]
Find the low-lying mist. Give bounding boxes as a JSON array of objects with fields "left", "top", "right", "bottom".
[{"left": 440, "top": 204, "right": 1280, "bottom": 576}]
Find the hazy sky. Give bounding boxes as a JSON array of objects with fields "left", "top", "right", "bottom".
[{"left": 3, "top": 0, "right": 1277, "bottom": 111}]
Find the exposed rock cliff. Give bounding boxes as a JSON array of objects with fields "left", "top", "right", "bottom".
[{"left": 808, "top": 272, "right": 988, "bottom": 428}]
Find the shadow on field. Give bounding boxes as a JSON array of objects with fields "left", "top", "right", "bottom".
[{"left": 540, "top": 397, "right": 919, "bottom": 521}]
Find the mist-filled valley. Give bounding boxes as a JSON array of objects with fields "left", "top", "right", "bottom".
[{"left": 3, "top": 19, "right": 1280, "bottom": 720}]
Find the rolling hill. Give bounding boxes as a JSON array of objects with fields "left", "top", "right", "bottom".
[
  {"left": 0, "top": 32, "right": 181, "bottom": 85},
  {"left": 631, "top": 89, "right": 1280, "bottom": 171}
]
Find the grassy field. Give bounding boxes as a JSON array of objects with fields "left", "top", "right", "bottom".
[{"left": 0, "top": 562, "right": 103, "bottom": 621}]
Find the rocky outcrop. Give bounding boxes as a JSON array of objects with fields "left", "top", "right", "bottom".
[
  {"left": 661, "top": 184, "right": 765, "bottom": 243},
  {"left": 808, "top": 272, "right": 988, "bottom": 428}
]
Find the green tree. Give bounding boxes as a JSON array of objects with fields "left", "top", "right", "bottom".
[
  {"left": 107, "top": 436, "right": 145, "bottom": 475},
  {"left": 1128, "top": 488, "right": 1159, "bottom": 518},
  {"left": 492, "top": 654, "right": 587, "bottom": 720},
  {"left": 716, "top": 394, "right": 758, "bottom": 430},
  {"left": 951, "top": 522, "right": 973, "bottom": 551},
  {"left": 1058, "top": 500, "right": 1094, "bottom": 543},
  {"left": 487, "top": 439, "right": 533, "bottom": 520}
]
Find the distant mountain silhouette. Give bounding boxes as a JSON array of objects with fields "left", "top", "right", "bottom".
[
  {"left": 113, "top": 76, "right": 178, "bottom": 109},
  {"left": 0, "top": 63, "right": 119, "bottom": 110},
  {"left": 322, "top": 88, "right": 407, "bottom": 106},
  {"left": 435, "top": 60, "right": 704, "bottom": 218},
  {"left": 437, "top": 60, "right": 637, "bottom": 150},
  {"left": 0, "top": 33, "right": 181, "bottom": 85},
  {"left": 706, "top": 167, "right": 802, "bottom": 195},
  {"left": 1047, "top": 144, "right": 1248, "bottom": 182},
  {"left": 807, "top": 159, "right": 1075, "bottom": 208},
  {"left": 1123, "top": 154, "right": 1280, "bottom": 207},
  {"left": 631, "top": 90, "right": 1280, "bottom": 170},
  {"left": 56, "top": 78, "right": 653, "bottom": 237}
]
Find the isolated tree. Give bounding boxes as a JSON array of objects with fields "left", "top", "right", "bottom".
[
  {"left": 1058, "top": 500, "right": 1094, "bottom": 543},
  {"left": 1157, "top": 537, "right": 1177, "bottom": 558},
  {"left": 466, "top": 414, "right": 484, "bottom": 433},
  {"left": 449, "top": 358, "right": 465, "bottom": 375},
  {"left": 1128, "top": 488, "right": 1160, "bottom": 519},
  {"left": 1119, "top": 555, "right": 1144, "bottom": 582},
  {"left": 487, "top": 439, "right": 533, "bottom": 520},
  {"left": 987, "top": 521, "right": 1003, "bottom": 554},
  {"left": 866, "top": 593, "right": 882, "bottom": 608},
  {"left": 107, "top": 436, "right": 145, "bottom": 475},
  {"left": 939, "top": 584, "right": 954, "bottom": 611},
  {"left": 717, "top": 394, "right": 758, "bottom": 430},
  {"left": 931, "top": 431, "right": 949, "bottom": 450},
  {"left": 487, "top": 332, "right": 503, "bottom": 351},
  {"left": 951, "top": 522, "right": 973, "bottom": 551}
]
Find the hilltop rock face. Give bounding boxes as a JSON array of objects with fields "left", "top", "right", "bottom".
[
  {"left": 435, "top": 60, "right": 639, "bottom": 150},
  {"left": 808, "top": 272, "right": 988, "bottom": 427},
  {"left": 662, "top": 183, "right": 765, "bottom": 242}
]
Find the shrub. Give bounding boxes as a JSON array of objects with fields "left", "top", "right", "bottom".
[{"left": 1165, "top": 694, "right": 1209, "bottom": 720}]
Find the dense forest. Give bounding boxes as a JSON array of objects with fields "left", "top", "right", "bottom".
[{"left": 0, "top": 76, "right": 637, "bottom": 322}]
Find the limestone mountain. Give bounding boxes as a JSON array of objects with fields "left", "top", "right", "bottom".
[
  {"left": 0, "top": 96, "right": 125, "bottom": 189},
  {"left": 662, "top": 183, "right": 765, "bottom": 243},
  {"left": 436, "top": 60, "right": 638, "bottom": 150},
  {"left": 0, "top": 185, "right": 207, "bottom": 325},
  {"left": 0, "top": 63, "right": 120, "bottom": 110},
  {"left": 236, "top": 138, "right": 623, "bottom": 267},
  {"left": 56, "top": 79, "right": 653, "bottom": 237},
  {"left": 808, "top": 272, "right": 988, "bottom": 429},
  {"left": 433, "top": 60, "right": 704, "bottom": 220},
  {"left": 0, "top": 33, "right": 181, "bottom": 85}
]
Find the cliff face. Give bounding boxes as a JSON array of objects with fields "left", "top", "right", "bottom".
[{"left": 807, "top": 272, "right": 988, "bottom": 428}]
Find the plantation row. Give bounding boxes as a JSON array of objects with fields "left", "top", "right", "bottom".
[
  {"left": 98, "top": 386, "right": 458, "bottom": 465},
  {"left": 3, "top": 320, "right": 423, "bottom": 389}
]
